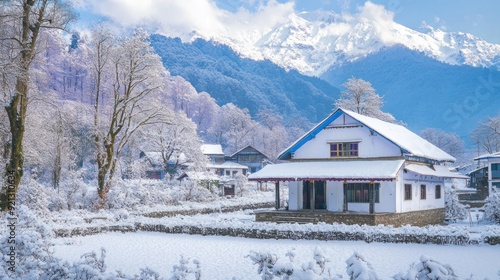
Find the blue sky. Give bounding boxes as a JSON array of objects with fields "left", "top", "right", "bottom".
[{"left": 214, "top": 0, "right": 500, "bottom": 43}]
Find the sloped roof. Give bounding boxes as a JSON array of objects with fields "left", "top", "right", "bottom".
[
  {"left": 230, "top": 145, "right": 269, "bottom": 159},
  {"left": 201, "top": 144, "right": 224, "bottom": 155},
  {"left": 278, "top": 108, "right": 455, "bottom": 162},
  {"left": 248, "top": 159, "right": 404, "bottom": 181},
  {"left": 207, "top": 161, "right": 249, "bottom": 169},
  {"left": 142, "top": 151, "right": 186, "bottom": 165},
  {"left": 474, "top": 151, "right": 500, "bottom": 161},
  {"left": 404, "top": 163, "right": 468, "bottom": 179}
]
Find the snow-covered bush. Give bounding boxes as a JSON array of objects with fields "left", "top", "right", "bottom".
[
  {"left": 393, "top": 255, "right": 458, "bottom": 280},
  {"left": 174, "top": 181, "right": 215, "bottom": 203},
  {"left": 234, "top": 174, "right": 249, "bottom": 197},
  {"left": 346, "top": 252, "right": 379, "bottom": 280},
  {"left": 16, "top": 177, "right": 51, "bottom": 213},
  {"left": 484, "top": 193, "right": 500, "bottom": 223},
  {"left": 246, "top": 251, "right": 278, "bottom": 280},
  {"left": 445, "top": 186, "right": 467, "bottom": 223},
  {"left": 170, "top": 255, "right": 201, "bottom": 280},
  {"left": 247, "top": 247, "right": 342, "bottom": 280}
]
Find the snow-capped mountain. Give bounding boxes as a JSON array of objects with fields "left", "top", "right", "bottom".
[{"left": 188, "top": 9, "right": 500, "bottom": 76}]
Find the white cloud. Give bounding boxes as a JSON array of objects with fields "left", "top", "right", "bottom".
[{"left": 83, "top": 0, "right": 294, "bottom": 41}]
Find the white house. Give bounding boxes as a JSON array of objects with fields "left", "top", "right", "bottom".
[
  {"left": 474, "top": 152, "right": 500, "bottom": 195},
  {"left": 248, "top": 108, "right": 467, "bottom": 226}
]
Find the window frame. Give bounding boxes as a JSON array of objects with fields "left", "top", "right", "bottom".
[
  {"left": 435, "top": 185, "right": 441, "bottom": 199},
  {"left": 345, "top": 182, "right": 380, "bottom": 203},
  {"left": 420, "top": 184, "right": 426, "bottom": 200},
  {"left": 330, "top": 142, "right": 359, "bottom": 158},
  {"left": 404, "top": 184, "right": 412, "bottom": 200}
]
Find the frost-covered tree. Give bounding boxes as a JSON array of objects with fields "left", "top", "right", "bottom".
[
  {"left": 444, "top": 186, "right": 468, "bottom": 223},
  {"left": 420, "top": 128, "right": 467, "bottom": 164},
  {"left": 0, "top": 0, "right": 74, "bottom": 211},
  {"left": 471, "top": 115, "right": 500, "bottom": 154},
  {"left": 207, "top": 103, "right": 257, "bottom": 153},
  {"left": 335, "top": 77, "right": 396, "bottom": 123},
  {"left": 484, "top": 193, "right": 500, "bottom": 223},
  {"left": 89, "top": 27, "right": 165, "bottom": 202},
  {"left": 140, "top": 110, "right": 207, "bottom": 178},
  {"left": 346, "top": 252, "right": 379, "bottom": 280}
]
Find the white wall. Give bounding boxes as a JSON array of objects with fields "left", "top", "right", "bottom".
[
  {"left": 293, "top": 114, "right": 401, "bottom": 159},
  {"left": 288, "top": 181, "right": 299, "bottom": 210},
  {"left": 288, "top": 179, "right": 398, "bottom": 213},
  {"left": 286, "top": 169, "right": 446, "bottom": 213},
  {"left": 400, "top": 170, "right": 445, "bottom": 212}
]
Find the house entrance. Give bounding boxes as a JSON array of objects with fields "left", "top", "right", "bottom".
[{"left": 302, "top": 180, "right": 326, "bottom": 210}]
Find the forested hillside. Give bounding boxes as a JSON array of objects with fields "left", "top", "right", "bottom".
[
  {"left": 149, "top": 34, "right": 339, "bottom": 123},
  {"left": 322, "top": 45, "right": 500, "bottom": 138}
]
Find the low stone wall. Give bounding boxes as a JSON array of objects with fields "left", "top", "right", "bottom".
[
  {"left": 256, "top": 208, "right": 445, "bottom": 227},
  {"left": 142, "top": 202, "right": 274, "bottom": 218},
  {"left": 53, "top": 222, "right": 479, "bottom": 245}
]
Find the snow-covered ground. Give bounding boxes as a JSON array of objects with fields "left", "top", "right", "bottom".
[{"left": 52, "top": 231, "right": 500, "bottom": 279}]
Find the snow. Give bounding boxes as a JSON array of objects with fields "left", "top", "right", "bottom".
[
  {"left": 405, "top": 164, "right": 468, "bottom": 179},
  {"left": 341, "top": 109, "right": 455, "bottom": 162},
  {"left": 474, "top": 151, "right": 500, "bottom": 161},
  {"left": 248, "top": 159, "right": 404, "bottom": 181},
  {"left": 198, "top": 8, "right": 500, "bottom": 76},
  {"left": 207, "top": 161, "right": 249, "bottom": 170},
  {"left": 200, "top": 144, "right": 224, "bottom": 155},
  {"left": 52, "top": 231, "right": 500, "bottom": 279}
]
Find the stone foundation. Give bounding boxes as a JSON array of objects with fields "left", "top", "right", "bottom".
[{"left": 255, "top": 208, "right": 445, "bottom": 227}]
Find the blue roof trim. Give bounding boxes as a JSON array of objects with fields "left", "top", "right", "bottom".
[
  {"left": 278, "top": 109, "right": 344, "bottom": 160},
  {"left": 278, "top": 108, "right": 416, "bottom": 161}
]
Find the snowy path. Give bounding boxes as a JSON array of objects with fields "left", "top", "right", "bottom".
[{"left": 53, "top": 231, "right": 500, "bottom": 279}]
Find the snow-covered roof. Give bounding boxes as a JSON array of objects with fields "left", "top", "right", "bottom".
[
  {"left": 278, "top": 108, "right": 455, "bottom": 162},
  {"left": 248, "top": 159, "right": 404, "bottom": 181},
  {"left": 177, "top": 171, "right": 220, "bottom": 181},
  {"left": 201, "top": 144, "right": 224, "bottom": 155},
  {"left": 207, "top": 161, "right": 249, "bottom": 170},
  {"left": 474, "top": 151, "right": 500, "bottom": 161},
  {"left": 142, "top": 151, "right": 186, "bottom": 165},
  {"left": 404, "top": 164, "right": 468, "bottom": 179},
  {"left": 230, "top": 145, "right": 269, "bottom": 159}
]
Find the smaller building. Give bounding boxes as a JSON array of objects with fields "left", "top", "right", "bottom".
[
  {"left": 207, "top": 161, "right": 249, "bottom": 178},
  {"left": 201, "top": 144, "right": 225, "bottom": 164},
  {"left": 473, "top": 152, "right": 500, "bottom": 195},
  {"left": 227, "top": 145, "right": 269, "bottom": 173}
]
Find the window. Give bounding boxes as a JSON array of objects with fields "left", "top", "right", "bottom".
[
  {"left": 404, "top": 184, "right": 412, "bottom": 200},
  {"left": 420, "top": 185, "right": 426, "bottom": 200},
  {"left": 225, "top": 170, "right": 230, "bottom": 176},
  {"left": 435, "top": 185, "right": 441, "bottom": 199},
  {"left": 330, "top": 142, "right": 359, "bottom": 157},
  {"left": 239, "top": 155, "right": 249, "bottom": 162},
  {"left": 492, "top": 164, "right": 500, "bottom": 179},
  {"left": 345, "top": 183, "right": 379, "bottom": 203}
]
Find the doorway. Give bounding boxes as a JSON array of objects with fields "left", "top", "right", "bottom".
[{"left": 302, "top": 180, "right": 326, "bottom": 210}]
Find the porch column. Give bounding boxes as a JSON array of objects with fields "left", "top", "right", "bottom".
[
  {"left": 275, "top": 181, "right": 280, "bottom": 210},
  {"left": 310, "top": 180, "right": 315, "bottom": 211},
  {"left": 369, "top": 181, "right": 375, "bottom": 214},
  {"left": 343, "top": 181, "right": 348, "bottom": 212}
]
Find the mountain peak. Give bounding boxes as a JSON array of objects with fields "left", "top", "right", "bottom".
[{"left": 188, "top": 7, "right": 500, "bottom": 76}]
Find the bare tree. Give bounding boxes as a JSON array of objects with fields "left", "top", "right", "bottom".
[
  {"left": 335, "top": 77, "right": 396, "bottom": 123},
  {"left": 90, "top": 28, "right": 165, "bottom": 202},
  {"left": 471, "top": 115, "right": 500, "bottom": 154},
  {"left": 420, "top": 128, "right": 467, "bottom": 164},
  {"left": 0, "top": 0, "right": 74, "bottom": 210}
]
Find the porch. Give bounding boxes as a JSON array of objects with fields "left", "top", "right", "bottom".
[{"left": 255, "top": 208, "right": 445, "bottom": 227}]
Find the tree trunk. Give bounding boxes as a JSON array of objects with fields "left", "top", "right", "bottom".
[{"left": 1, "top": 78, "right": 28, "bottom": 211}]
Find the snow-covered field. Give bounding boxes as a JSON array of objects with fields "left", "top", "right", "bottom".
[{"left": 53, "top": 231, "right": 500, "bottom": 279}]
